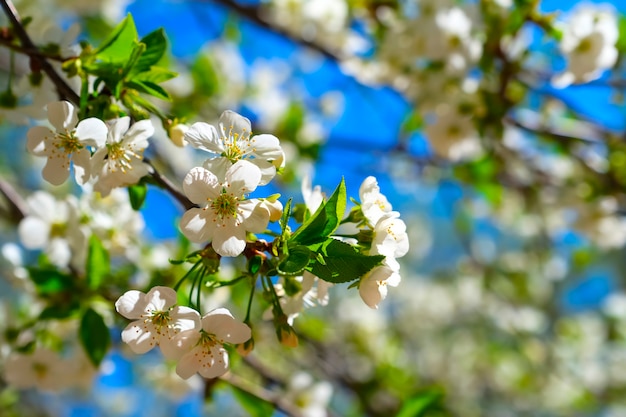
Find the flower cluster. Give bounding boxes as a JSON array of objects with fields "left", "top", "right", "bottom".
[
  {"left": 27, "top": 101, "right": 153, "bottom": 195},
  {"left": 180, "top": 110, "right": 285, "bottom": 257},
  {"left": 115, "top": 286, "right": 251, "bottom": 379}
]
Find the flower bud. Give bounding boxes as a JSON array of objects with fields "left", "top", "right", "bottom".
[{"left": 169, "top": 123, "right": 189, "bottom": 147}]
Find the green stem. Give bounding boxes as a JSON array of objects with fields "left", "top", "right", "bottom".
[
  {"left": 244, "top": 275, "right": 257, "bottom": 323},
  {"left": 173, "top": 260, "right": 202, "bottom": 291}
]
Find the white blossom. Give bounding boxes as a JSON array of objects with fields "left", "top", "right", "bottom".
[
  {"left": 4, "top": 347, "right": 69, "bottom": 391},
  {"left": 172, "top": 308, "right": 251, "bottom": 379},
  {"left": 91, "top": 117, "right": 153, "bottom": 197},
  {"left": 184, "top": 110, "right": 285, "bottom": 185},
  {"left": 18, "top": 191, "right": 87, "bottom": 269},
  {"left": 359, "top": 176, "right": 393, "bottom": 226},
  {"left": 553, "top": 4, "right": 618, "bottom": 87},
  {"left": 180, "top": 161, "right": 271, "bottom": 257},
  {"left": 115, "top": 286, "right": 201, "bottom": 358},
  {"left": 26, "top": 101, "right": 107, "bottom": 185}
]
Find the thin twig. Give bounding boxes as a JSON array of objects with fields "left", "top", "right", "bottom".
[
  {"left": 144, "top": 158, "right": 195, "bottom": 210},
  {"left": 0, "top": 178, "right": 27, "bottom": 223},
  {"left": 0, "top": 0, "right": 79, "bottom": 103}
]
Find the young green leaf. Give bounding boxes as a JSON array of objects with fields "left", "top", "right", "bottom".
[
  {"left": 230, "top": 385, "right": 275, "bottom": 417},
  {"left": 128, "top": 182, "right": 148, "bottom": 210},
  {"left": 134, "top": 28, "right": 168, "bottom": 72},
  {"left": 86, "top": 235, "right": 110, "bottom": 290},
  {"left": 28, "top": 268, "right": 73, "bottom": 295},
  {"left": 95, "top": 13, "right": 139, "bottom": 63},
  {"left": 290, "top": 178, "right": 346, "bottom": 245},
  {"left": 307, "top": 238, "right": 385, "bottom": 284},
  {"left": 277, "top": 246, "right": 311, "bottom": 276},
  {"left": 79, "top": 308, "right": 111, "bottom": 367}
]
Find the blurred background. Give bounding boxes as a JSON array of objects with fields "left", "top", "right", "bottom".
[{"left": 3, "top": 0, "right": 626, "bottom": 416}]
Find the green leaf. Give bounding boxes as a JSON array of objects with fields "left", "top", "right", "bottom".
[
  {"left": 396, "top": 391, "right": 443, "bottom": 417},
  {"left": 79, "top": 308, "right": 111, "bottom": 367},
  {"left": 28, "top": 268, "right": 73, "bottom": 295},
  {"left": 127, "top": 80, "right": 171, "bottom": 100},
  {"left": 39, "top": 301, "right": 80, "bottom": 320},
  {"left": 307, "top": 239, "right": 384, "bottom": 284},
  {"left": 230, "top": 385, "right": 275, "bottom": 417},
  {"left": 128, "top": 182, "right": 148, "bottom": 210},
  {"left": 277, "top": 246, "right": 311, "bottom": 276},
  {"left": 290, "top": 179, "right": 346, "bottom": 245},
  {"left": 95, "top": 13, "right": 139, "bottom": 63},
  {"left": 133, "top": 67, "right": 177, "bottom": 84},
  {"left": 134, "top": 28, "right": 167, "bottom": 72},
  {"left": 86, "top": 235, "right": 110, "bottom": 290}
]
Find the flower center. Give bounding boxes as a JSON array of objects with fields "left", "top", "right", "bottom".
[
  {"left": 49, "top": 222, "right": 67, "bottom": 238},
  {"left": 211, "top": 191, "right": 239, "bottom": 219},
  {"left": 150, "top": 310, "right": 171, "bottom": 329},
  {"left": 55, "top": 130, "right": 83, "bottom": 154},
  {"left": 106, "top": 142, "right": 142, "bottom": 173},
  {"left": 199, "top": 331, "right": 220, "bottom": 349},
  {"left": 221, "top": 125, "right": 252, "bottom": 163}
]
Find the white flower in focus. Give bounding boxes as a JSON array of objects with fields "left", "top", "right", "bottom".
[
  {"left": 27, "top": 101, "right": 107, "bottom": 185},
  {"left": 359, "top": 176, "right": 393, "bottom": 226},
  {"left": 115, "top": 286, "right": 201, "bottom": 358},
  {"left": 553, "top": 4, "right": 618, "bottom": 87},
  {"left": 359, "top": 263, "right": 401, "bottom": 309},
  {"left": 172, "top": 308, "right": 251, "bottom": 379},
  {"left": 18, "top": 191, "right": 87, "bottom": 269},
  {"left": 184, "top": 110, "right": 285, "bottom": 185},
  {"left": 371, "top": 212, "right": 410, "bottom": 262},
  {"left": 180, "top": 161, "right": 271, "bottom": 257},
  {"left": 91, "top": 117, "right": 153, "bottom": 196},
  {"left": 4, "top": 347, "right": 68, "bottom": 391}
]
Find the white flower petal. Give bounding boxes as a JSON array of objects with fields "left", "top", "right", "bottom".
[
  {"left": 219, "top": 110, "right": 251, "bottom": 140},
  {"left": 18, "top": 217, "right": 50, "bottom": 249},
  {"left": 47, "top": 100, "right": 77, "bottom": 131},
  {"left": 185, "top": 122, "right": 222, "bottom": 153},
  {"left": 198, "top": 346, "right": 229, "bottom": 379},
  {"left": 115, "top": 290, "right": 147, "bottom": 319},
  {"left": 121, "top": 321, "right": 158, "bottom": 354},
  {"left": 176, "top": 345, "right": 205, "bottom": 380},
  {"left": 107, "top": 117, "right": 130, "bottom": 143},
  {"left": 183, "top": 167, "right": 220, "bottom": 205},
  {"left": 124, "top": 119, "right": 154, "bottom": 149},
  {"left": 144, "top": 286, "right": 177, "bottom": 312},
  {"left": 202, "top": 157, "right": 232, "bottom": 182},
  {"left": 240, "top": 200, "right": 270, "bottom": 233},
  {"left": 202, "top": 308, "right": 251, "bottom": 344},
  {"left": 180, "top": 208, "right": 215, "bottom": 243},
  {"left": 72, "top": 148, "right": 92, "bottom": 185},
  {"left": 75, "top": 118, "right": 108, "bottom": 148},
  {"left": 211, "top": 223, "right": 246, "bottom": 257},
  {"left": 226, "top": 160, "right": 261, "bottom": 195},
  {"left": 26, "top": 126, "right": 51, "bottom": 155},
  {"left": 171, "top": 306, "right": 202, "bottom": 332},
  {"left": 42, "top": 154, "right": 70, "bottom": 185}
]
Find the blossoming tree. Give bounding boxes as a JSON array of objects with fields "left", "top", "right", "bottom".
[{"left": 1, "top": 0, "right": 626, "bottom": 416}]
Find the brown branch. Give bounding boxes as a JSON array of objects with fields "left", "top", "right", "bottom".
[
  {"left": 0, "top": 178, "right": 27, "bottom": 223},
  {"left": 144, "top": 158, "right": 196, "bottom": 210},
  {"left": 0, "top": 0, "right": 79, "bottom": 104}
]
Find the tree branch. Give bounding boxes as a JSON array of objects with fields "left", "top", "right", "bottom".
[
  {"left": 0, "top": 178, "right": 26, "bottom": 223},
  {"left": 144, "top": 158, "right": 195, "bottom": 210},
  {"left": 0, "top": 0, "right": 79, "bottom": 103}
]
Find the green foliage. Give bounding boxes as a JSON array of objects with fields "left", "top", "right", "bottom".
[
  {"left": 397, "top": 391, "right": 445, "bottom": 417},
  {"left": 80, "top": 13, "right": 176, "bottom": 119},
  {"left": 127, "top": 181, "right": 148, "bottom": 210},
  {"left": 278, "top": 245, "right": 312, "bottom": 276},
  {"left": 307, "top": 238, "right": 385, "bottom": 284},
  {"left": 230, "top": 385, "right": 275, "bottom": 417},
  {"left": 79, "top": 308, "right": 111, "bottom": 367},
  {"left": 28, "top": 268, "right": 73, "bottom": 295},
  {"left": 290, "top": 178, "right": 346, "bottom": 245},
  {"left": 86, "top": 235, "right": 110, "bottom": 290}
]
